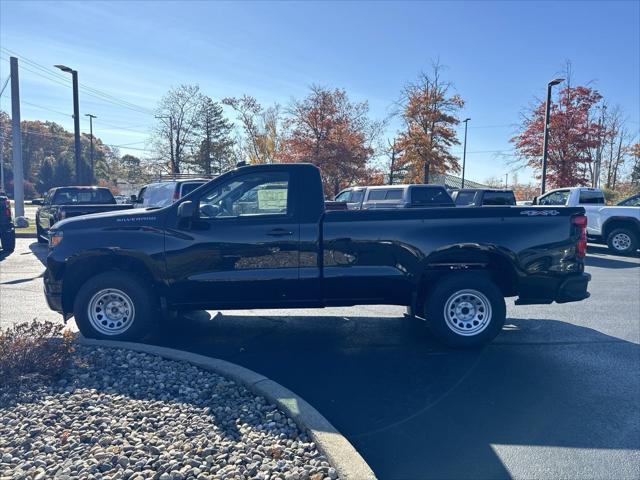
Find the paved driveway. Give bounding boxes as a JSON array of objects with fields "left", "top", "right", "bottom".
[{"left": 1, "top": 239, "right": 639, "bottom": 479}]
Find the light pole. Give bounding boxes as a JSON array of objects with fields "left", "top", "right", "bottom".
[
  {"left": 55, "top": 64, "right": 82, "bottom": 184},
  {"left": 541, "top": 78, "right": 564, "bottom": 194},
  {"left": 155, "top": 115, "right": 175, "bottom": 174},
  {"left": 85, "top": 114, "right": 97, "bottom": 182},
  {"left": 461, "top": 118, "right": 470, "bottom": 188}
]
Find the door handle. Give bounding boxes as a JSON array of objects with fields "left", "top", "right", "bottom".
[{"left": 267, "top": 228, "right": 293, "bottom": 237}]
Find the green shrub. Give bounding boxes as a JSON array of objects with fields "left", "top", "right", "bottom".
[{"left": 0, "top": 320, "right": 75, "bottom": 386}]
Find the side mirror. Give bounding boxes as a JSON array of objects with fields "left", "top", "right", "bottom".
[
  {"left": 531, "top": 196, "right": 538, "bottom": 205},
  {"left": 177, "top": 200, "right": 195, "bottom": 219},
  {"left": 32, "top": 198, "right": 44, "bottom": 206},
  {"left": 129, "top": 194, "right": 137, "bottom": 203}
]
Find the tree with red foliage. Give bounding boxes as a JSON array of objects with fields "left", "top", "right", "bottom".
[
  {"left": 279, "top": 86, "right": 380, "bottom": 196},
  {"left": 512, "top": 84, "right": 605, "bottom": 189}
]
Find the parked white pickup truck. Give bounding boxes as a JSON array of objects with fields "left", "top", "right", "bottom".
[{"left": 534, "top": 187, "right": 640, "bottom": 255}]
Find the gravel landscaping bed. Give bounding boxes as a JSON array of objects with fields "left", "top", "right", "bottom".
[{"left": 0, "top": 346, "right": 338, "bottom": 480}]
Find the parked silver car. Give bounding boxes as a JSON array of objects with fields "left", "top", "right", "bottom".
[{"left": 334, "top": 184, "right": 454, "bottom": 209}]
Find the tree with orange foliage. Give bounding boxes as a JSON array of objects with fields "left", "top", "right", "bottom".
[
  {"left": 279, "top": 86, "right": 380, "bottom": 196},
  {"left": 512, "top": 82, "right": 604, "bottom": 189},
  {"left": 396, "top": 62, "right": 464, "bottom": 184}
]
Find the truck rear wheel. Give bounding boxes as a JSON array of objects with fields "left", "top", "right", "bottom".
[
  {"left": 73, "top": 272, "right": 155, "bottom": 341},
  {"left": 425, "top": 273, "right": 505, "bottom": 349},
  {"left": 607, "top": 228, "right": 638, "bottom": 256}
]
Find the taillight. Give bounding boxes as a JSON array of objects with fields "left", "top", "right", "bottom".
[
  {"left": 1, "top": 200, "right": 10, "bottom": 219},
  {"left": 572, "top": 214, "right": 587, "bottom": 259}
]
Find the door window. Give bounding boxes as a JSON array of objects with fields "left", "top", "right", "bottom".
[
  {"left": 483, "top": 191, "right": 516, "bottom": 206},
  {"left": 350, "top": 190, "right": 365, "bottom": 203},
  {"left": 411, "top": 187, "right": 453, "bottom": 206},
  {"left": 454, "top": 191, "right": 476, "bottom": 206},
  {"left": 367, "top": 189, "right": 403, "bottom": 201},
  {"left": 180, "top": 182, "right": 206, "bottom": 197},
  {"left": 538, "top": 190, "right": 570, "bottom": 206},
  {"left": 334, "top": 190, "right": 350, "bottom": 202},
  {"left": 199, "top": 172, "right": 290, "bottom": 219}
]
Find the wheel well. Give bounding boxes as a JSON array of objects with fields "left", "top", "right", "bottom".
[
  {"left": 603, "top": 219, "right": 640, "bottom": 240},
  {"left": 415, "top": 251, "right": 518, "bottom": 315},
  {"left": 62, "top": 255, "right": 157, "bottom": 312}
]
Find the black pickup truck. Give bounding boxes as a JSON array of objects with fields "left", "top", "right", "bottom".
[
  {"left": 0, "top": 194, "right": 15, "bottom": 255},
  {"left": 34, "top": 186, "right": 133, "bottom": 242},
  {"left": 44, "top": 163, "right": 590, "bottom": 348}
]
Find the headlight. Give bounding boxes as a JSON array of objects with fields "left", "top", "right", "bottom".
[{"left": 49, "top": 230, "right": 63, "bottom": 248}]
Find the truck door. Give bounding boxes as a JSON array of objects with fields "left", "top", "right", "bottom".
[{"left": 164, "top": 170, "right": 301, "bottom": 308}]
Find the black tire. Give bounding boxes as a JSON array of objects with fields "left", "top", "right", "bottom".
[
  {"left": 73, "top": 271, "right": 156, "bottom": 341},
  {"left": 36, "top": 220, "right": 47, "bottom": 244},
  {"left": 425, "top": 272, "right": 506, "bottom": 349},
  {"left": 0, "top": 231, "right": 15, "bottom": 254},
  {"left": 606, "top": 228, "right": 638, "bottom": 256}
]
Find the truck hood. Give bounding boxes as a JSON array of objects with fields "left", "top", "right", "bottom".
[{"left": 53, "top": 207, "right": 164, "bottom": 230}]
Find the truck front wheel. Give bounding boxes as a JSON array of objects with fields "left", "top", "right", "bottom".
[
  {"left": 606, "top": 228, "right": 638, "bottom": 256},
  {"left": 425, "top": 273, "right": 506, "bottom": 349},
  {"left": 73, "top": 272, "right": 155, "bottom": 341}
]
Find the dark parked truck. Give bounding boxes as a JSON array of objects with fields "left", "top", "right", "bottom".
[
  {"left": 34, "top": 186, "right": 133, "bottom": 242},
  {"left": 0, "top": 194, "right": 16, "bottom": 255},
  {"left": 44, "top": 163, "right": 591, "bottom": 348}
]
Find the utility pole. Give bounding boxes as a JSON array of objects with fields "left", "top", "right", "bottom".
[
  {"left": 593, "top": 104, "right": 606, "bottom": 188},
  {"left": 541, "top": 78, "right": 564, "bottom": 194},
  {"left": 0, "top": 126, "right": 4, "bottom": 194},
  {"left": 505, "top": 173, "right": 508, "bottom": 188},
  {"left": 461, "top": 118, "right": 470, "bottom": 188},
  {"left": 0, "top": 74, "right": 10, "bottom": 193},
  {"left": 388, "top": 139, "right": 399, "bottom": 185},
  {"left": 55, "top": 65, "right": 82, "bottom": 183},
  {"left": 85, "top": 114, "right": 97, "bottom": 183},
  {"left": 10, "top": 57, "right": 24, "bottom": 218},
  {"left": 156, "top": 115, "right": 175, "bottom": 174}
]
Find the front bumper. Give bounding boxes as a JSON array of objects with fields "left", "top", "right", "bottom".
[{"left": 43, "top": 267, "right": 64, "bottom": 313}]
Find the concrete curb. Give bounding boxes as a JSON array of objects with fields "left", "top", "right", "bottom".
[
  {"left": 15, "top": 232, "right": 36, "bottom": 238},
  {"left": 79, "top": 337, "right": 377, "bottom": 480}
]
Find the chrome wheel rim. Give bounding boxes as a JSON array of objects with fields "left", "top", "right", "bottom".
[
  {"left": 444, "top": 289, "right": 492, "bottom": 336},
  {"left": 88, "top": 288, "right": 135, "bottom": 336},
  {"left": 612, "top": 233, "right": 631, "bottom": 251}
]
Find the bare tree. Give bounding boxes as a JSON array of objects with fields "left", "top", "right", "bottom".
[
  {"left": 222, "top": 96, "right": 282, "bottom": 164},
  {"left": 154, "top": 85, "right": 203, "bottom": 174}
]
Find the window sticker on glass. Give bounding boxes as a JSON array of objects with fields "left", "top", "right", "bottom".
[{"left": 258, "top": 188, "right": 287, "bottom": 210}]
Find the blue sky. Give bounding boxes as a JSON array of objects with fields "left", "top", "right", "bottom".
[{"left": 1, "top": 0, "right": 638, "bottom": 184}]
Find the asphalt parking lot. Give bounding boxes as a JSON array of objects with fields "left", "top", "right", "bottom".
[{"left": 1, "top": 238, "right": 639, "bottom": 479}]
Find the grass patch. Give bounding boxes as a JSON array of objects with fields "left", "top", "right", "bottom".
[{"left": 15, "top": 224, "right": 36, "bottom": 234}]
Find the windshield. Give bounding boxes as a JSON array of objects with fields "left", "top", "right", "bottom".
[
  {"left": 618, "top": 195, "right": 640, "bottom": 207},
  {"left": 139, "top": 183, "right": 176, "bottom": 208},
  {"left": 51, "top": 188, "right": 115, "bottom": 205},
  {"left": 454, "top": 191, "right": 477, "bottom": 206}
]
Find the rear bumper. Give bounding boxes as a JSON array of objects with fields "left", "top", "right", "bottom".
[
  {"left": 0, "top": 223, "right": 14, "bottom": 234},
  {"left": 555, "top": 272, "right": 591, "bottom": 303},
  {"left": 516, "top": 272, "right": 591, "bottom": 305}
]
